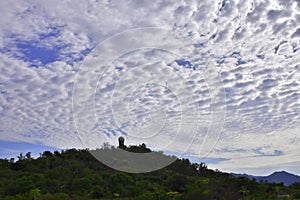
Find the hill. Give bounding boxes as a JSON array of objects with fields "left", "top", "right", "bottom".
[
  {"left": 1, "top": 145, "right": 300, "bottom": 199},
  {"left": 231, "top": 171, "right": 300, "bottom": 186}
]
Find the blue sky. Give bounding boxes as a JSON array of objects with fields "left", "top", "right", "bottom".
[
  {"left": 0, "top": 0, "right": 299, "bottom": 176},
  {"left": 0, "top": 140, "right": 59, "bottom": 159}
]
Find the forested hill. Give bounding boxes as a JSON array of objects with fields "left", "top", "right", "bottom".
[{"left": 1, "top": 145, "right": 300, "bottom": 200}]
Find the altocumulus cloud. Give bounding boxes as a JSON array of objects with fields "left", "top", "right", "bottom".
[{"left": 0, "top": 0, "right": 299, "bottom": 175}]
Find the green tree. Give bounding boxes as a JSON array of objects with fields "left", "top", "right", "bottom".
[
  {"left": 239, "top": 186, "right": 250, "bottom": 200},
  {"left": 25, "top": 152, "right": 32, "bottom": 160},
  {"left": 29, "top": 188, "right": 41, "bottom": 200},
  {"left": 17, "top": 153, "right": 25, "bottom": 161}
]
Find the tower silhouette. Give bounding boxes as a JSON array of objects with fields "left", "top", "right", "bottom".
[{"left": 118, "top": 136, "right": 125, "bottom": 149}]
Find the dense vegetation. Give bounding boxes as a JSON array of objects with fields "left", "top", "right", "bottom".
[{"left": 1, "top": 144, "right": 300, "bottom": 200}]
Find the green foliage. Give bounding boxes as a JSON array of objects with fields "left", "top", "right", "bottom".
[{"left": 0, "top": 147, "right": 299, "bottom": 200}]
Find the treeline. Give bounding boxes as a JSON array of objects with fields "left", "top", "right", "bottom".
[{"left": 0, "top": 146, "right": 300, "bottom": 200}]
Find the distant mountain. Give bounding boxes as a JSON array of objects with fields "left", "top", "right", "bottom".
[
  {"left": 257, "top": 171, "right": 300, "bottom": 186},
  {"left": 231, "top": 171, "right": 300, "bottom": 186},
  {"left": 230, "top": 173, "right": 260, "bottom": 180}
]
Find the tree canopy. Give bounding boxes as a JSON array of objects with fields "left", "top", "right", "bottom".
[{"left": 0, "top": 145, "right": 299, "bottom": 200}]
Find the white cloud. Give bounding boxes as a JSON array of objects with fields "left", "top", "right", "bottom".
[
  {"left": 0, "top": 0, "right": 299, "bottom": 174},
  {"left": 207, "top": 128, "right": 300, "bottom": 175}
]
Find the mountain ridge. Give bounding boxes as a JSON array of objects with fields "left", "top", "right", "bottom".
[{"left": 231, "top": 171, "right": 300, "bottom": 186}]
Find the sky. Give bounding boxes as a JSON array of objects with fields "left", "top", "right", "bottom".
[{"left": 0, "top": 0, "right": 299, "bottom": 176}]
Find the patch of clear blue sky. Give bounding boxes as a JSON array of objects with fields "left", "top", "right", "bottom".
[
  {"left": 3, "top": 28, "right": 92, "bottom": 66},
  {"left": 1, "top": 28, "right": 62, "bottom": 65},
  {"left": 0, "top": 140, "right": 60, "bottom": 159},
  {"left": 17, "top": 42, "right": 61, "bottom": 65},
  {"left": 254, "top": 147, "right": 284, "bottom": 157},
  {"left": 175, "top": 59, "right": 192, "bottom": 68}
]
